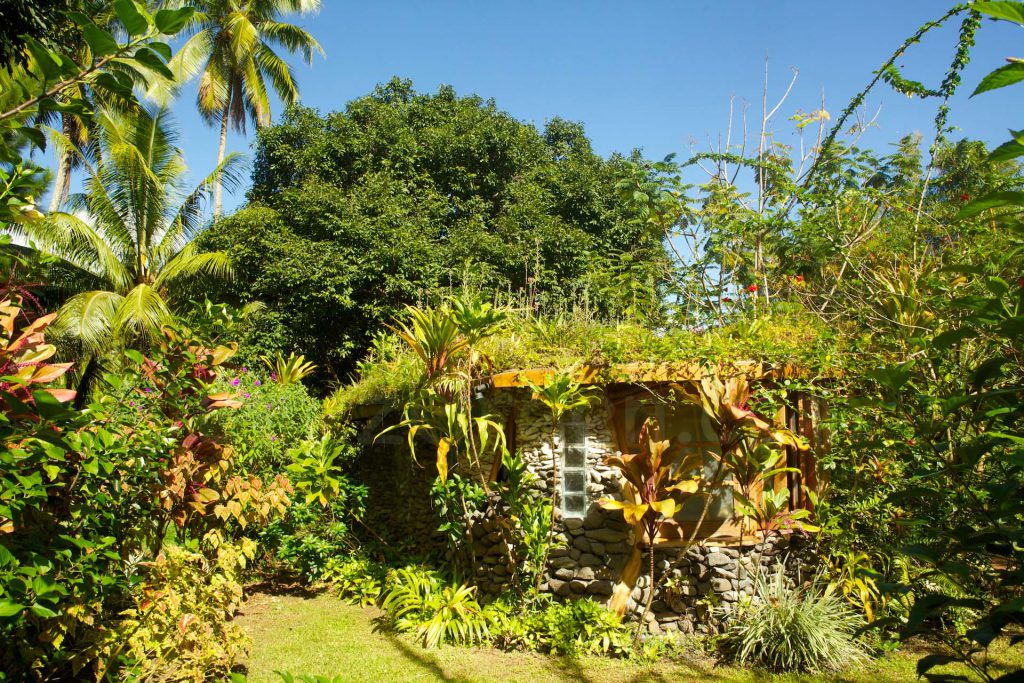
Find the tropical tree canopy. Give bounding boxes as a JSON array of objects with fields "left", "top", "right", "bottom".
[
  {"left": 15, "top": 106, "right": 242, "bottom": 353},
  {"left": 199, "top": 79, "right": 672, "bottom": 385}
]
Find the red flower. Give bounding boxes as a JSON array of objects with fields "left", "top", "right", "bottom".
[
  {"left": 747, "top": 284, "right": 758, "bottom": 293},
  {"left": 722, "top": 297, "right": 732, "bottom": 303},
  {"left": 1017, "top": 277, "right": 1024, "bottom": 289},
  {"left": 907, "top": 438, "right": 916, "bottom": 446},
  {"left": 960, "top": 194, "right": 969, "bottom": 201},
  {"left": 795, "top": 275, "right": 804, "bottom": 282}
]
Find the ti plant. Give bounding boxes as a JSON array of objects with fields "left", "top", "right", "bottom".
[
  {"left": 380, "top": 300, "right": 509, "bottom": 575},
  {"left": 599, "top": 417, "right": 702, "bottom": 637},
  {"left": 0, "top": 298, "right": 76, "bottom": 409},
  {"left": 673, "top": 373, "right": 810, "bottom": 543}
]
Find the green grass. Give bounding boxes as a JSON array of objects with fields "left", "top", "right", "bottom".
[{"left": 236, "top": 592, "right": 1023, "bottom": 683}]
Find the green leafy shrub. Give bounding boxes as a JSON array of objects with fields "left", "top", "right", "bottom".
[
  {"left": 723, "top": 565, "right": 867, "bottom": 673},
  {"left": 0, "top": 319, "right": 289, "bottom": 679},
  {"left": 208, "top": 372, "right": 323, "bottom": 473},
  {"left": 495, "top": 450, "right": 555, "bottom": 596},
  {"left": 489, "top": 595, "right": 632, "bottom": 657},
  {"left": 321, "top": 554, "right": 386, "bottom": 607},
  {"left": 377, "top": 566, "right": 490, "bottom": 648},
  {"left": 258, "top": 429, "right": 367, "bottom": 581},
  {"left": 106, "top": 542, "right": 252, "bottom": 682}
]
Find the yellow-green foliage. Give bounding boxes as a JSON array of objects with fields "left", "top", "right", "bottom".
[
  {"left": 101, "top": 542, "right": 253, "bottom": 682},
  {"left": 326, "top": 306, "right": 841, "bottom": 418}
]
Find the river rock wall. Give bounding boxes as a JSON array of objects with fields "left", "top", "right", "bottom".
[{"left": 472, "top": 388, "right": 817, "bottom": 633}]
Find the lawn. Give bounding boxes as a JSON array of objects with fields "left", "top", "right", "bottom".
[{"left": 236, "top": 591, "right": 1023, "bottom": 683}]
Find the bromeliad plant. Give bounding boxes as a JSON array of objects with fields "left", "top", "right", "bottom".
[
  {"left": 377, "top": 566, "right": 491, "bottom": 649},
  {"left": 599, "top": 417, "right": 703, "bottom": 634},
  {"left": 381, "top": 298, "right": 509, "bottom": 576},
  {"left": 263, "top": 351, "right": 317, "bottom": 385}
]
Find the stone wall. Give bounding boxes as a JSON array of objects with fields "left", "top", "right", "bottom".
[
  {"left": 358, "top": 389, "right": 817, "bottom": 633},
  {"left": 471, "top": 388, "right": 818, "bottom": 633}
]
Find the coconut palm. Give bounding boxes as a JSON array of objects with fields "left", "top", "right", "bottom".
[
  {"left": 158, "top": 0, "right": 322, "bottom": 220},
  {"left": 11, "top": 105, "right": 242, "bottom": 353}
]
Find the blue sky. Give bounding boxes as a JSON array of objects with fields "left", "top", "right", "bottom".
[{"left": 46, "top": 1, "right": 1024, "bottom": 213}]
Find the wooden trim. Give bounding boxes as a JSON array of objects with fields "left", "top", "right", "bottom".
[{"left": 490, "top": 360, "right": 817, "bottom": 389}]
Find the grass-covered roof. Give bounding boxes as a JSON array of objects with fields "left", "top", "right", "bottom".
[{"left": 327, "top": 307, "right": 841, "bottom": 419}]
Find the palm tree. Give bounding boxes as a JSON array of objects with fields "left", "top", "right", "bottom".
[
  {"left": 11, "top": 105, "right": 242, "bottom": 354},
  {"left": 159, "top": 0, "right": 322, "bottom": 220}
]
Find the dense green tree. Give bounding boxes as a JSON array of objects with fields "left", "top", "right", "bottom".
[
  {"left": 0, "top": 0, "right": 82, "bottom": 67},
  {"left": 200, "top": 79, "right": 669, "bottom": 386}
]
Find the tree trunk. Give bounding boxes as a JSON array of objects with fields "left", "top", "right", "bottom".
[
  {"left": 49, "top": 147, "right": 72, "bottom": 213},
  {"left": 634, "top": 539, "right": 656, "bottom": 646},
  {"left": 213, "top": 101, "right": 230, "bottom": 222}
]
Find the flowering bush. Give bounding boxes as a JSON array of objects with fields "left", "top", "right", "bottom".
[
  {"left": 97, "top": 542, "right": 253, "bottom": 682},
  {"left": 207, "top": 371, "right": 323, "bottom": 474}
]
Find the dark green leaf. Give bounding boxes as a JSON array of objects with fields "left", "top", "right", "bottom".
[
  {"left": 932, "top": 327, "right": 975, "bottom": 350},
  {"left": 114, "top": 0, "right": 150, "bottom": 37},
  {"left": 82, "top": 24, "right": 119, "bottom": 58},
  {"left": 147, "top": 41, "right": 172, "bottom": 61},
  {"left": 985, "top": 276, "right": 1010, "bottom": 297},
  {"left": 131, "top": 47, "right": 173, "bottom": 80},
  {"left": 24, "top": 38, "right": 62, "bottom": 81},
  {"left": 957, "top": 191, "right": 1024, "bottom": 219},
  {"left": 975, "top": 1, "right": 1024, "bottom": 24},
  {"left": 29, "top": 603, "right": 58, "bottom": 619},
  {"left": 154, "top": 7, "right": 194, "bottom": 35},
  {"left": 0, "top": 601, "right": 24, "bottom": 617},
  {"left": 17, "top": 126, "right": 46, "bottom": 150},
  {"left": 989, "top": 138, "right": 1024, "bottom": 163}
]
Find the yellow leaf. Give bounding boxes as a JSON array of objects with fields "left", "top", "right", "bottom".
[
  {"left": 649, "top": 499, "right": 677, "bottom": 518},
  {"left": 437, "top": 437, "right": 451, "bottom": 483}
]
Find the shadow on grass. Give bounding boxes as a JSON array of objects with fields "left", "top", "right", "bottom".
[
  {"left": 244, "top": 579, "right": 324, "bottom": 599},
  {"left": 541, "top": 650, "right": 737, "bottom": 683},
  {"left": 383, "top": 632, "right": 477, "bottom": 683}
]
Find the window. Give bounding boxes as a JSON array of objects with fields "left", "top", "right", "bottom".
[
  {"left": 560, "top": 409, "right": 588, "bottom": 518},
  {"left": 625, "top": 402, "right": 734, "bottom": 521}
]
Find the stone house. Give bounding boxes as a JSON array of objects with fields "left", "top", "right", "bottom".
[{"left": 356, "top": 360, "right": 823, "bottom": 634}]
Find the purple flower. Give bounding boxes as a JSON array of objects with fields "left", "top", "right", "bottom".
[
  {"left": 241, "top": 367, "right": 248, "bottom": 373},
  {"left": 270, "top": 372, "right": 277, "bottom": 381},
  {"left": 129, "top": 401, "right": 135, "bottom": 407},
  {"left": 231, "top": 378, "right": 241, "bottom": 387},
  {"left": 254, "top": 380, "right": 262, "bottom": 387},
  {"left": 271, "top": 435, "right": 277, "bottom": 442},
  {"left": 266, "top": 403, "right": 273, "bottom": 409},
  {"left": 244, "top": 392, "right": 251, "bottom": 399},
  {"left": 143, "top": 387, "right": 152, "bottom": 393}
]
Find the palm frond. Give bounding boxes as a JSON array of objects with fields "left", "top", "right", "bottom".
[
  {"left": 51, "top": 290, "right": 124, "bottom": 355},
  {"left": 154, "top": 244, "right": 233, "bottom": 293},
  {"left": 146, "top": 28, "right": 215, "bottom": 106},
  {"left": 111, "top": 283, "right": 172, "bottom": 343},
  {"left": 259, "top": 21, "right": 323, "bottom": 63},
  {"left": 14, "top": 212, "right": 132, "bottom": 292}
]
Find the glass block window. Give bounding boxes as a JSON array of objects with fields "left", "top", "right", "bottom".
[{"left": 560, "top": 409, "right": 588, "bottom": 518}]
